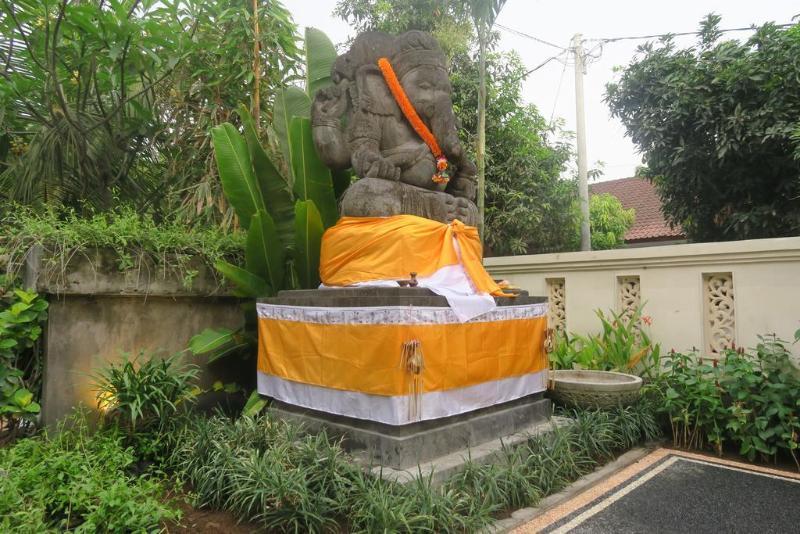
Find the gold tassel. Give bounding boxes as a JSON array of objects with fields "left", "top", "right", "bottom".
[{"left": 401, "top": 339, "right": 425, "bottom": 422}]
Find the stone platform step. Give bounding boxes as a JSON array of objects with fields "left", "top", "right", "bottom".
[
  {"left": 270, "top": 394, "right": 551, "bottom": 470},
  {"left": 260, "top": 287, "right": 546, "bottom": 308},
  {"left": 368, "top": 416, "right": 572, "bottom": 488}
]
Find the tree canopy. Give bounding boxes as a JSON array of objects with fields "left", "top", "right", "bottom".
[
  {"left": 585, "top": 193, "right": 635, "bottom": 250},
  {"left": 606, "top": 16, "right": 800, "bottom": 242}
]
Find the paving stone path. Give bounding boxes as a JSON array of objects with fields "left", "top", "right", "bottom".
[{"left": 516, "top": 449, "right": 800, "bottom": 533}]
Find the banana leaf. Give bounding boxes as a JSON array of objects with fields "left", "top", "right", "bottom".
[
  {"left": 304, "top": 27, "right": 337, "bottom": 99},
  {"left": 246, "top": 210, "right": 286, "bottom": 294},
  {"left": 215, "top": 260, "right": 272, "bottom": 298},
  {"left": 289, "top": 116, "right": 338, "bottom": 228},
  {"left": 293, "top": 200, "right": 324, "bottom": 289},
  {"left": 210, "top": 123, "right": 265, "bottom": 230},
  {"left": 331, "top": 168, "right": 353, "bottom": 200},
  {"left": 237, "top": 104, "right": 295, "bottom": 248},
  {"left": 273, "top": 86, "right": 310, "bottom": 184}
]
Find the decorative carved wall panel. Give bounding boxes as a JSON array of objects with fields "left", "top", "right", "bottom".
[
  {"left": 703, "top": 272, "right": 736, "bottom": 354},
  {"left": 617, "top": 275, "right": 641, "bottom": 322},
  {"left": 547, "top": 278, "right": 566, "bottom": 333}
]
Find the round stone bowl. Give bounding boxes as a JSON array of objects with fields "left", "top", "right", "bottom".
[{"left": 549, "top": 370, "right": 643, "bottom": 409}]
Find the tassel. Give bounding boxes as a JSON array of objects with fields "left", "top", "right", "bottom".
[{"left": 401, "top": 339, "right": 425, "bottom": 422}]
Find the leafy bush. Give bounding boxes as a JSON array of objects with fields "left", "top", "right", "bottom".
[
  {"left": 0, "top": 412, "right": 179, "bottom": 532},
  {"left": 0, "top": 278, "right": 48, "bottom": 436},
  {"left": 550, "top": 305, "right": 661, "bottom": 379},
  {"left": 95, "top": 351, "right": 200, "bottom": 433},
  {"left": 94, "top": 351, "right": 200, "bottom": 464},
  {"left": 168, "top": 405, "right": 659, "bottom": 532},
  {"left": 650, "top": 334, "right": 800, "bottom": 468}
]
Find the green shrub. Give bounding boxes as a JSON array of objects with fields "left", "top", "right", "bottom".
[
  {"left": 650, "top": 335, "right": 800, "bottom": 468},
  {"left": 0, "top": 412, "right": 179, "bottom": 532},
  {"left": 93, "top": 351, "right": 200, "bottom": 464},
  {"left": 0, "top": 278, "right": 48, "bottom": 436}
]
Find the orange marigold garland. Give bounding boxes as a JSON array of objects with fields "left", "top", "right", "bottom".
[{"left": 377, "top": 57, "right": 450, "bottom": 184}]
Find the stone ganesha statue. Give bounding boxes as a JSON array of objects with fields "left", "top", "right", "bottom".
[{"left": 311, "top": 31, "right": 479, "bottom": 226}]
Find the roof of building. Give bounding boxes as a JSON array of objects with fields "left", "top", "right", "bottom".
[{"left": 589, "top": 177, "right": 685, "bottom": 242}]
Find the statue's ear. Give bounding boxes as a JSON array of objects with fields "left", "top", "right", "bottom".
[{"left": 355, "top": 64, "right": 396, "bottom": 116}]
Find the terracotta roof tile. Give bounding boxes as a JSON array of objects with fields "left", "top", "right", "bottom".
[{"left": 589, "top": 177, "right": 685, "bottom": 242}]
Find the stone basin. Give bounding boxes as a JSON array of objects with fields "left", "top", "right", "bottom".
[{"left": 548, "top": 370, "right": 643, "bottom": 409}]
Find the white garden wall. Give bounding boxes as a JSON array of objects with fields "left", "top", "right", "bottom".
[{"left": 485, "top": 237, "right": 800, "bottom": 359}]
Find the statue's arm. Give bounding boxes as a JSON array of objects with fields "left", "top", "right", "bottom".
[
  {"left": 349, "top": 112, "right": 400, "bottom": 180},
  {"left": 311, "top": 84, "right": 351, "bottom": 170}
]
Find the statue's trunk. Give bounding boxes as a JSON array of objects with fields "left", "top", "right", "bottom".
[{"left": 430, "top": 99, "right": 463, "bottom": 162}]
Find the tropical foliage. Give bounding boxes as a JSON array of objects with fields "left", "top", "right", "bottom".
[
  {"left": 159, "top": 0, "right": 302, "bottom": 226},
  {"left": 0, "top": 0, "right": 187, "bottom": 210},
  {"left": 550, "top": 305, "right": 661, "bottom": 379},
  {"left": 606, "top": 16, "right": 800, "bottom": 242},
  {"left": 210, "top": 27, "right": 342, "bottom": 300},
  {"left": 0, "top": 279, "right": 47, "bottom": 437},
  {"left": 0, "top": 0, "right": 302, "bottom": 223}
]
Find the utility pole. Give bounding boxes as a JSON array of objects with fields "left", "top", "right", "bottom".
[{"left": 573, "top": 33, "right": 591, "bottom": 251}]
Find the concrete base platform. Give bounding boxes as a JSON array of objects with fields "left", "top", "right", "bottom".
[
  {"left": 270, "top": 394, "right": 552, "bottom": 470},
  {"left": 374, "top": 415, "right": 572, "bottom": 487}
]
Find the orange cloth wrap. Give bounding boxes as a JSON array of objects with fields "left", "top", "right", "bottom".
[
  {"left": 320, "top": 215, "right": 507, "bottom": 296},
  {"left": 258, "top": 315, "right": 548, "bottom": 396}
]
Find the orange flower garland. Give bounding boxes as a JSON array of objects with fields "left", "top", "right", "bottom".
[{"left": 377, "top": 57, "right": 450, "bottom": 184}]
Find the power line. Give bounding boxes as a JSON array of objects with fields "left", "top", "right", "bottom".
[
  {"left": 549, "top": 57, "right": 568, "bottom": 126},
  {"left": 587, "top": 22, "right": 795, "bottom": 43},
  {"left": 496, "top": 23, "right": 569, "bottom": 51},
  {"left": 513, "top": 50, "right": 570, "bottom": 82}
]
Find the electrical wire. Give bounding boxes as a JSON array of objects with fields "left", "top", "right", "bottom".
[
  {"left": 549, "top": 57, "right": 568, "bottom": 126},
  {"left": 586, "top": 23, "right": 795, "bottom": 43},
  {"left": 513, "top": 49, "right": 570, "bottom": 83},
  {"left": 496, "top": 23, "right": 569, "bottom": 51}
]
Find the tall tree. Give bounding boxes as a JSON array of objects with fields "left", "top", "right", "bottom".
[
  {"left": 467, "top": 0, "right": 507, "bottom": 241},
  {"left": 606, "top": 16, "right": 800, "bottom": 242}
]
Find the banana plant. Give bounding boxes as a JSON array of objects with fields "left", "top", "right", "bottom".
[{"left": 189, "top": 28, "right": 345, "bottom": 364}]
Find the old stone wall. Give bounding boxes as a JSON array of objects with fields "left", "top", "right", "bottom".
[{"left": 26, "top": 248, "right": 246, "bottom": 427}]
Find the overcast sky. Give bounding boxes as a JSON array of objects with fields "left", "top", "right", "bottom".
[{"left": 292, "top": 1, "right": 799, "bottom": 181}]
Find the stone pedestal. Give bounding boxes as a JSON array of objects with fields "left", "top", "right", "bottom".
[{"left": 259, "top": 287, "right": 551, "bottom": 470}]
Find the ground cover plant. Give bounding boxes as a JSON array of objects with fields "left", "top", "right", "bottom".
[
  {"left": 648, "top": 333, "right": 800, "bottom": 469},
  {"left": 0, "top": 411, "right": 179, "bottom": 532},
  {"left": 166, "top": 403, "right": 660, "bottom": 532}
]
